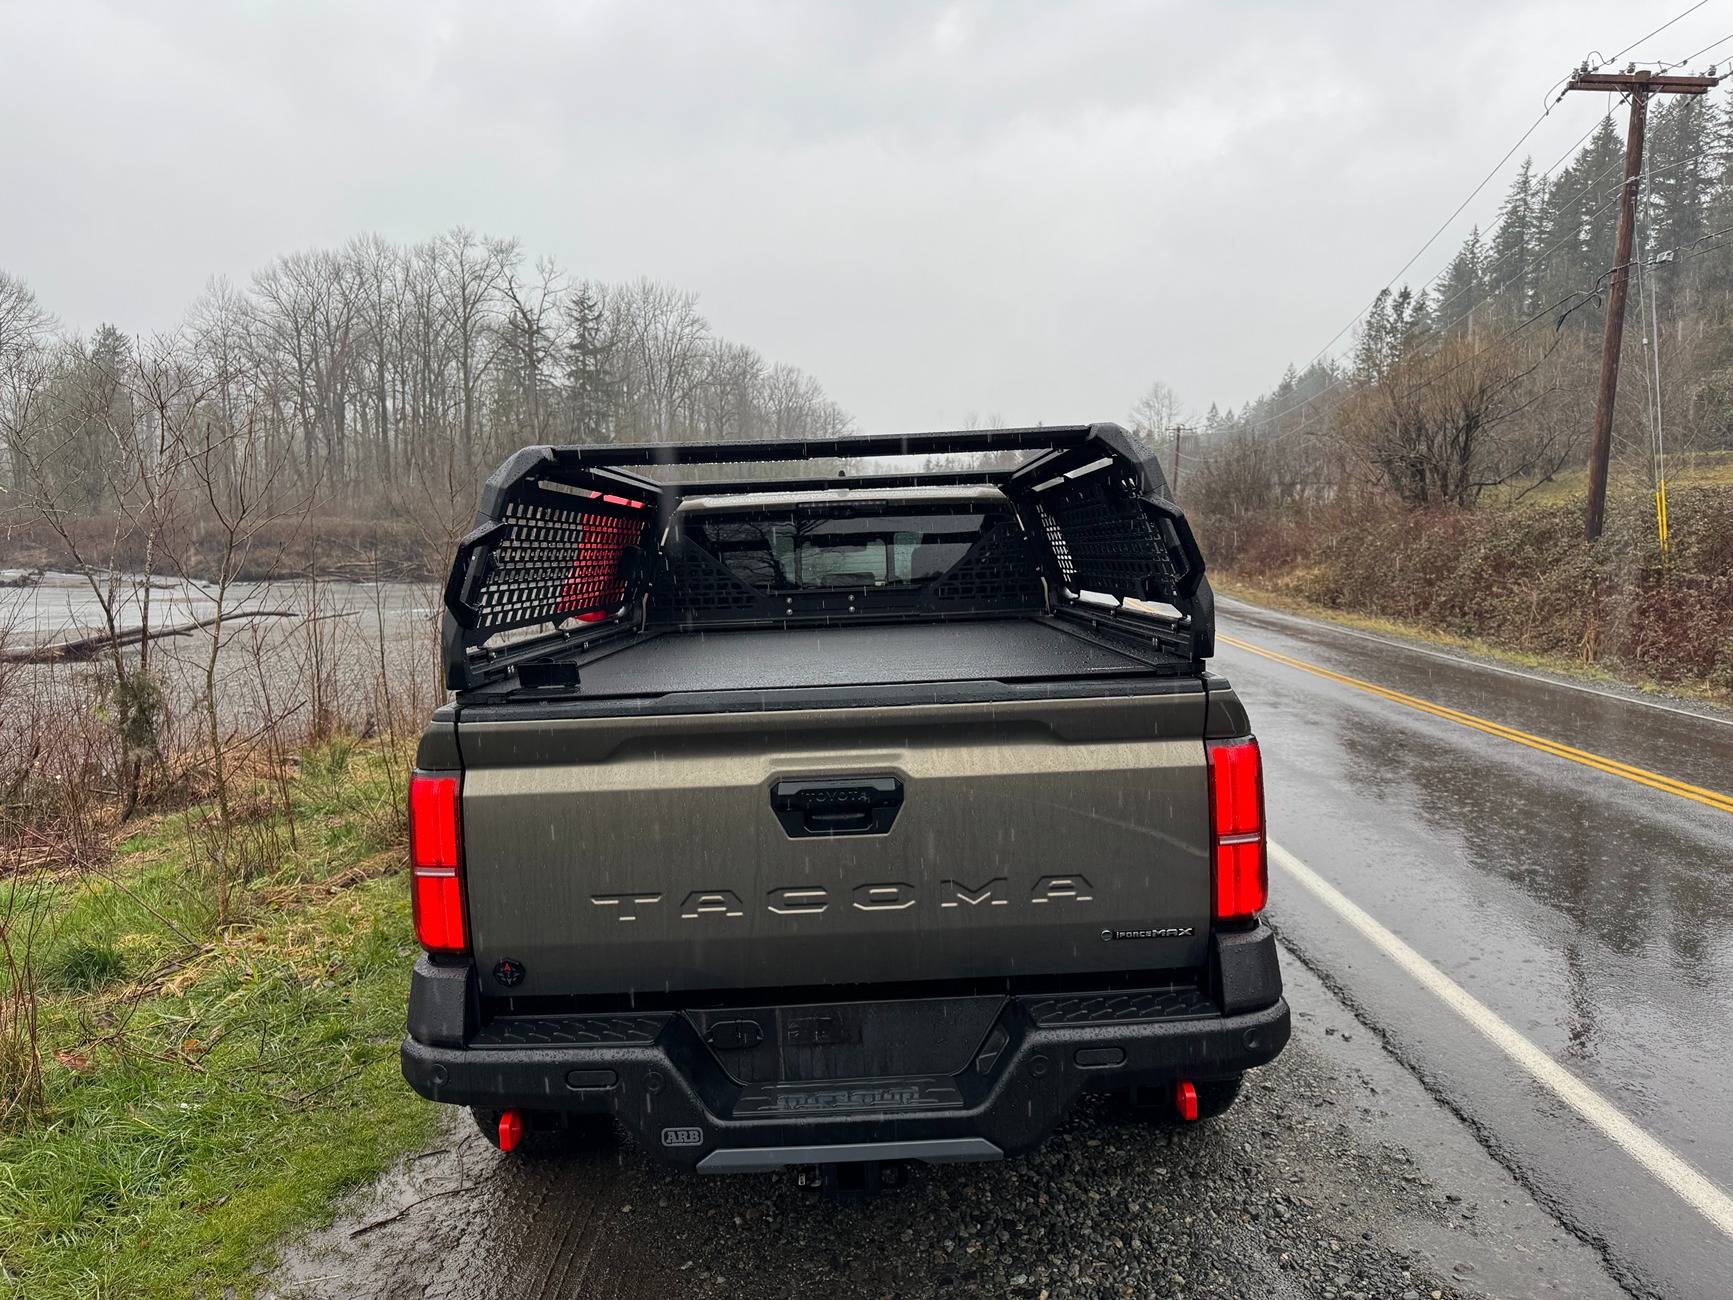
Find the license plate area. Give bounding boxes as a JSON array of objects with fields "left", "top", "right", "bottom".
[
  {"left": 731, "top": 1076, "right": 964, "bottom": 1117},
  {"left": 684, "top": 995, "right": 1006, "bottom": 1085}
]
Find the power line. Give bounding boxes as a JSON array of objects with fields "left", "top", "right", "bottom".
[
  {"left": 1371, "top": 136, "right": 1707, "bottom": 358},
  {"left": 1609, "top": 0, "right": 1711, "bottom": 66},
  {"left": 1638, "top": 164, "right": 1667, "bottom": 509},
  {"left": 1680, "top": 30, "right": 1733, "bottom": 66},
  {"left": 1218, "top": 221, "right": 1733, "bottom": 451},
  {"left": 1430, "top": 146, "right": 1713, "bottom": 329},
  {"left": 1327, "top": 221, "right": 1727, "bottom": 421},
  {"left": 1285, "top": 106, "right": 1559, "bottom": 383},
  {"left": 1236, "top": 5, "right": 1722, "bottom": 439},
  {"left": 1387, "top": 289, "right": 1584, "bottom": 405},
  {"left": 1538, "top": 113, "right": 1616, "bottom": 178},
  {"left": 1365, "top": 114, "right": 1685, "bottom": 352},
  {"left": 1426, "top": 159, "right": 1624, "bottom": 326},
  {"left": 1242, "top": 140, "right": 1718, "bottom": 440},
  {"left": 1565, "top": 67, "right": 1719, "bottom": 539},
  {"left": 1398, "top": 150, "right": 1618, "bottom": 330},
  {"left": 1646, "top": 220, "right": 1733, "bottom": 266},
  {"left": 1242, "top": 114, "right": 1640, "bottom": 436}
]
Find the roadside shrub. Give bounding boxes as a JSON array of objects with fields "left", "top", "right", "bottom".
[{"left": 1215, "top": 483, "right": 1733, "bottom": 694}]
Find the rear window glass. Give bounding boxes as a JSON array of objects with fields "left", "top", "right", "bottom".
[{"left": 687, "top": 508, "right": 997, "bottom": 590}]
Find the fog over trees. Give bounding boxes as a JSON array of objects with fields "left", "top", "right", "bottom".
[
  {"left": 1166, "top": 92, "right": 1733, "bottom": 529},
  {"left": 0, "top": 228, "right": 852, "bottom": 520}
]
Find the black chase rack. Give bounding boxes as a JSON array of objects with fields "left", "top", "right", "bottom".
[{"left": 441, "top": 423, "right": 1214, "bottom": 689}]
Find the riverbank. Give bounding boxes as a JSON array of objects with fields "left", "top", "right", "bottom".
[
  {"left": 0, "top": 741, "right": 436, "bottom": 1300},
  {"left": 0, "top": 515, "right": 436, "bottom": 584}
]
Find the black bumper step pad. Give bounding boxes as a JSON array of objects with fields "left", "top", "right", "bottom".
[
  {"left": 1022, "top": 985, "right": 1215, "bottom": 1026},
  {"left": 469, "top": 1012, "right": 668, "bottom": 1048}
]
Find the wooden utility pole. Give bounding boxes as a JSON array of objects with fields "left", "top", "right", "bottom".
[
  {"left": 1170, "top": 424, "right": 1184, "bottom": 496},
  {"left": 1566, "top": 68, "right": 1718, "bottom": 540}
]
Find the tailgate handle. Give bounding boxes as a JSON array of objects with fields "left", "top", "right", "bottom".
[{"left": 771, "top": 776, "right": 903, "bottom": 837}]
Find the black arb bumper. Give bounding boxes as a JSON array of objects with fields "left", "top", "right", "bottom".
[{"left": 401, "top": 924, "right": 1289, "bottom": 1172}]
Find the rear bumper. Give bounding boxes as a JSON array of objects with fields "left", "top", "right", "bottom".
[{"left": 401, "top": 925, "right": 1289, "bottom": 1171}]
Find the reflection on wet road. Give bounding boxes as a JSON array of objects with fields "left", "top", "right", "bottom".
[
  {"left": 1222, "top": 632, "right": 1733, "bottom": 812},
  {"left": 1218, "top": 596, "right": 1733, "bottom": 1298}
]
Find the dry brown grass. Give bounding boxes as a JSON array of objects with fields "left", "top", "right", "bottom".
[{"left": 1200, "top": 480, "right": 1733, "bottom": 699}]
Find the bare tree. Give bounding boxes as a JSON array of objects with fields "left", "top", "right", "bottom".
[
  {"left": 436, "top": 228, "right": 517, "bottom": 471},
  {"left": 10, "top": 327, "right": 215, "bottom": 812},
  {"left": 176, "top": 401, "right": 296, "bottom": 921},
  {"left": 0, "top": 272, "right": 55, "bottom": 495},
  {"left": 1130, "top": 382, "right": 1184, "bottom": 447},
  {"left": 250, "top": 249, "right": 363, "bottom": 494},
  {"left": 699, "top": 340, "right": 766, "bottom": 440},
  {"left": 1337, "top": 333, "right": 1561, "bottom": 507},
  {"left": 617, "top": 278, "right": 708, "bottom": 439},
  {"left": 499, "top": 256, "right": 566, "bottom": 444},
  {"left": 8, "top": 234, "right": 854, "bottom": 527}
]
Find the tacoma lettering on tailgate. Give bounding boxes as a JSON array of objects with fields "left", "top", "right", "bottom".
[{"left": 591, "top": 875, "right": 1096, "bottom": 921}]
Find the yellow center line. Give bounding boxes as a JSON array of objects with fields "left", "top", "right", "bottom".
[{"left": 1218, "top": 633, "right": 1733, "bottom": 816}]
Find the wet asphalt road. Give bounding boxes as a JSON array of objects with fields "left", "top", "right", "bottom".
[
  {"left": 1215, "top": 597, "right": 1733, "bottom": 1300},
  {"left": 266, "top": 596, "right": 1733, "bottom": 1299}
]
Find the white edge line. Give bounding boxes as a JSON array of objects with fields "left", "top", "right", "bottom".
[
  {"left": 1268, "top": 839, "right": 1733, "bottom": 1240},
  {"left": 1218, "top": 595, "right": 1733, "bottom": 729}
]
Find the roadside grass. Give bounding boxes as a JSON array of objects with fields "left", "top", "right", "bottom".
[
  {"left": 1486, "top": 449, "right": 1733, "bottom": 506},
  {"left": 1214, "top": 575, "right": 1733, "bottom": 711},
  {"left": 0, "top": 742, "right": 437, "bottom": 1300}
]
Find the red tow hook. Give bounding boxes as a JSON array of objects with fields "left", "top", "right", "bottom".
[
  {"left": 498, "top": 1108, "right": 524, "bottom": 1153},
  {"left": 1175, "top": 1080, "right": 1199, "bottom": 1122}
]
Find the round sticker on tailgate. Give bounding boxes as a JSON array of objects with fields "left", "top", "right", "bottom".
[{"left": 662, "top": 1126, "right": 702, "bottom": 1147}]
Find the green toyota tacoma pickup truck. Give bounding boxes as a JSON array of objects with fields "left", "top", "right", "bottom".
[{"left": 401, "top": 424, "right": 1288, "bottom": 1185}]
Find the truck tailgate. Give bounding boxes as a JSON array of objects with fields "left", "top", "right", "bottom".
[{"left": 457, "top": 690, "right": 1211, "bottom": 996}]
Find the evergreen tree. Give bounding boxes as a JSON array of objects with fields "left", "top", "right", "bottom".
[
  {"left": 1534, "top": 117, "right": 1622, "bottom": 327},
  {"left": 1226, "top": 85, "right": 1733, "bottom": 480},
  {"left": 1580, "top": 117, "right": 1628, "bottom": 300},
  {"left": 1701, "top": 87, "right": 1733, "bottom": 295},
  {"left": 1649, "top": 97, "right": 1709, "bottom": 255},
  {"left": 45, "top": 324, "right": 132, "bottom": 510},
  {"left": 561, "top": 280, "right": 617, "bottom": 441},
  {"left": 1390, "top": 285, "right": 1430, "bottom": 352},
  {"left": 1434, "top": 226, "right": 1486, "bottom": 333},
  {"left": 1647, "top": 96, "right": 1710, "bottom": 312},
  {"left": 1354, "top": 289, "right": 1393, "bottom": 379},
  {"left": 1488, "top": 158, "right": 1539, "bottom": 319}
]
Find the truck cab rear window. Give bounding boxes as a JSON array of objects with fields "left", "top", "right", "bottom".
[{"left": 690, "top": 509, "right": 996, "bottom": 591}]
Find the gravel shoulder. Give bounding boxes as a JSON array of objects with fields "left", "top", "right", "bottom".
[{"left": 264, "top": 953, "right": 1625, "bottom": 1300}]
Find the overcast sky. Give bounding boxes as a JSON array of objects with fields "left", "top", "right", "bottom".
[{"left": 1, "top": 0, "right": 1718, "bottom": 430}]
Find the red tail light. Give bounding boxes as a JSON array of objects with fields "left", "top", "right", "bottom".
[
  {"left": 410, "top": 772, "right": 467, "bottom": 954},
  {"left": 1208, "top": 737, "right": 1267, "bottom": 920}
]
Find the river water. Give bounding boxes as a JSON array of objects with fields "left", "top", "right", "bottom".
[{"left": 1, "top": 572, "right": 444, "bottom": 741}]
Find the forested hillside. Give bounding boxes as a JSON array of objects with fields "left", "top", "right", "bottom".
[
  {"left": 1173, "top": 91, "right": 1733, "bottom": 697},
  {"left": 0, "top": 229, "right": 850, "bottom": 571},
  {"left": 1187, "top": 92, "right": 1733, "bottom": 525}
]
